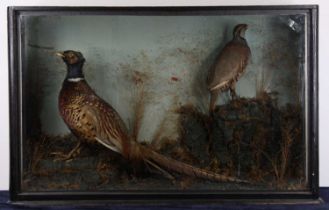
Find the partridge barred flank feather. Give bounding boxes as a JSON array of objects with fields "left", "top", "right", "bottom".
[
  {"left": 207, "top": 24, "right": 251, "bottom": 113},
  {"left": 56, "top": 50, "right": 249, "bottom": 184}
]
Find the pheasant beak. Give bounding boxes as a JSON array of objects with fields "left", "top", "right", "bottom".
[{"left": 55, "top": 52, "right": 65, "bottom": 58}]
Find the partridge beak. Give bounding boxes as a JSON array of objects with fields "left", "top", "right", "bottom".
[{"left": 55, "top": 52, "right": 65, "bottom": 58}]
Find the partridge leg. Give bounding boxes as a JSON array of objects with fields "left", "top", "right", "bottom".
[
  {"left": 229, "top": 84, "right": 237, "bottom": 100},
  {"left": 209, "top": 89, "right": 220, "bottom": 114},
  {"left": 51, "top": 141, "right": 82, "bottom": 162}
]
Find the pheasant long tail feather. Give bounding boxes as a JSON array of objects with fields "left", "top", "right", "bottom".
[{"left": 142, "top": 146, "right": 249, "bottom": 184}]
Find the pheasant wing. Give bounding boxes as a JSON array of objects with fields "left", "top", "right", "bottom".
[{"left": 61, "top": 94, "right": 130, "bottom": 155}]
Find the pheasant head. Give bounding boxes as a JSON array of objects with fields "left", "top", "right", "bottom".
[{"left": 56, "top": 50, "right": 85, "bottom": 81}]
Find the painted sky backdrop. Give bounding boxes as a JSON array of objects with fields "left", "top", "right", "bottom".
[{"left": 22, "top": 14, "right": 305, "bottom": 142}]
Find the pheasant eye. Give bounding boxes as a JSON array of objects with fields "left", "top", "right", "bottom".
[{"left": 65, "top": 52, "right": 78, "bottom": 62}]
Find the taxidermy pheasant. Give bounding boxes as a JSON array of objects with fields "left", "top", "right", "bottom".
[
  {"left": 56, "top": 50, "right": 248, "bottom": 183},
  {"left": 207, "top": 24, "right": 251, "bottom": 113}
]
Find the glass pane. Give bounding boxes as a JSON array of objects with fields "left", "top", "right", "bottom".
[{"left": 20, "top": 13, "right": 308, "bottom": 191}]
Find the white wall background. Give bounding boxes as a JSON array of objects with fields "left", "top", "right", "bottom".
[{"left": 0, "top": 0, "right": 328, "bottom": 190}]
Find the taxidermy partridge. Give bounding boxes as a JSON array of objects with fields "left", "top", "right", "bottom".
[
  {"left": 56, "top": 50, "right": 249, "bottom": 183},
  {"left": 207, "top": 24, "right": 251, "bottom": 113}
]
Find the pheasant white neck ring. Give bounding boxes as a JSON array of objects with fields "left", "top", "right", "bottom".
[
  {"left": 66, "top": 62, "right": 85, "bottom": 81},
  {"left": 67, "top": 77, "right": 85, "bottom": 82}
]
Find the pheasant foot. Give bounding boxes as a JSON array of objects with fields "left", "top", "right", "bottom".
[{"left": 51, "top": 141, "right": 82, "bottom": 162}]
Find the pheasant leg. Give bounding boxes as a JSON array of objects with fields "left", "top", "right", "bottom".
[{"left": 51, "top": 141, "right": 82, "bottom": 162}]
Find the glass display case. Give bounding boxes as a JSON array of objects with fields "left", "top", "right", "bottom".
[{"left": 8, "top": 6, "right": 319, "bottom": 203}]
